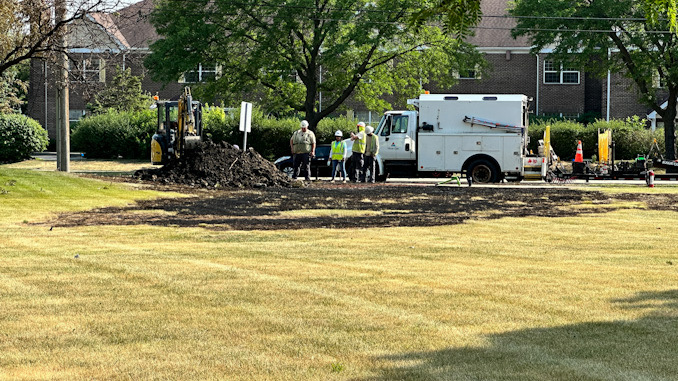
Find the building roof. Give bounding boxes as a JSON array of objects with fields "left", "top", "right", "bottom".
[
  {"left": 89, "top": 12, "right": 130, "bottom": 49},
  {"left": 112, "top": 0, "right": 157, "bottom": 49},
  {"left": 466, "top": 0, "right": 531, "bottom": 48}
]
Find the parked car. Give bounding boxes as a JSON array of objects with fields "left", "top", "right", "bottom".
[
  {"left": 274, "top": 144, "right": 332, "bottom": 179},
  {"left": 275, "top": 139, "right": 384, "bottom": 180}
]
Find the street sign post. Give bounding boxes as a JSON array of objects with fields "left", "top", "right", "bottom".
[{"left": 240, "top": 101, "right": 252, "bottom": 150}]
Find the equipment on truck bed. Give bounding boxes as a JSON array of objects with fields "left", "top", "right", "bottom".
[{"left": 151, "top": 87, "right": 203, "bottom": 165}]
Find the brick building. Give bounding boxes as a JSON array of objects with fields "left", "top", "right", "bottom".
[{"left": 27, "top": 0, "right": 656, "bottom": 140}]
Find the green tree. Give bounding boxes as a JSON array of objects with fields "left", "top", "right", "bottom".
[
  {"left": 511, "top": 0, "right": 678, "bottom": 159},
  {"left": 0, "top": 62, "right": 28, "bottom": 113},
  {"left": 88, "top": 66, "right": 153, "bottom": 114},
  {"left": 411, "top": 0, "right": 482, "bottom": 36},
  {"left": 145, "top": 0, "right": 483, "bottom": 129}
]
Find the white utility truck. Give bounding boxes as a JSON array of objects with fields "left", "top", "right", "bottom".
[{"left": 371, "top": 94, "right": 544, "bottom": 183}]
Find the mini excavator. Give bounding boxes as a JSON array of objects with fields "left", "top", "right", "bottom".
[{"left": 151, "top": 87, "right": 203, "bottom": 165}]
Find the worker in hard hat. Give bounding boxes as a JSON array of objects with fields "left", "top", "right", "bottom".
[
  {"left": 362, "top": 125, "right": 380, "bottom": 183},
  {"left": 349, "top": 122, "right": 366, "bottom": 182},
  {"left": 329, "top": 130, "right": 347, "bottom": 183},
  {"left": 290, "top": 120, "right": 316, "bottom": 181}
]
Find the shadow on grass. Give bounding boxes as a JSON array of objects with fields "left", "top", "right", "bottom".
[{"left": 366, "top": 290, "right": 678, "bottom": 381}]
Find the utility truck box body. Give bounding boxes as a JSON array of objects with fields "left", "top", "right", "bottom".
[{"left": 376, "top": 94, "right": 536, "bottom": 182}]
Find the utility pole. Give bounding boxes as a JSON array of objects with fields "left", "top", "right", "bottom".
[{"left": 55, "top": 0, "right": 70, "bottom": 172}]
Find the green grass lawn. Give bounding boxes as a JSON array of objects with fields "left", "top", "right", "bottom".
[{"left": 1, "top": 168, "right": 678, "bottom": 380}]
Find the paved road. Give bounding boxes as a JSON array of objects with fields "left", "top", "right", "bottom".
[{"left": 31, "top": 152, "right": 85, "bottom": 161}]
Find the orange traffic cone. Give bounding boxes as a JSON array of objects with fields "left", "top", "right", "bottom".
[{"left": 574, "top": 140, "right": 584, "bottom": 163}]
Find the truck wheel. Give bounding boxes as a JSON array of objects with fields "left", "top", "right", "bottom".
[{"left": 467, "top": 159, "right": 498, "bottom": 184}]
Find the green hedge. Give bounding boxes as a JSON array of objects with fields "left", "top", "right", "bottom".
[
  {"left": 0, "top": 113, "right": 48, "bottom": 163},
  {"left": 528, "top": 118, "right": 664, "bottom": 160},
  {"left": 71, "top": 109, "right": 155, "bottom": 159},
  {"left": 203, "top": 105, "right": 359, "bottom": 159}
]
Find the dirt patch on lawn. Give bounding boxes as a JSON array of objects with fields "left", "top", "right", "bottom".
[{"left": 46, "top": 185, "right": 667, "bottom": 231}]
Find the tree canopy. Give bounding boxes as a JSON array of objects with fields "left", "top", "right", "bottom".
[
  {"left": 511, "top": 0, "right": 678, "bottom": 159},
  {"left": 146, "top": 0, "right": 483, "bottom": 129}
]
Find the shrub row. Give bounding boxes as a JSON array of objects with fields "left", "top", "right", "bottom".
[
  {"left": 70, "top": 107, "right": 664, "bottom": 162},
  {"left": 527, "top": 117, "right": 664, "bottom": 160},
  {"left": 71, "top": 109, "right": 155, "bottom": 159},
  {"left": 0, "top": 113, "right": 48, "bottom": 163},
  {"left": 71, "top": 106, "right": 360, "bottom": 161},
  {"left": 203, "top": 106, "right": 359, "bottom": 159}
]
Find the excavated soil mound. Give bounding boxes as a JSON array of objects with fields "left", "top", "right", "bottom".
[{"left": 134, "top": 142, "right": 291, "bottom": 188}]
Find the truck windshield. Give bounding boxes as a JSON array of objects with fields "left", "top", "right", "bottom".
[{"left": 376, "top": 114, "right": 390, "bottom": 136}]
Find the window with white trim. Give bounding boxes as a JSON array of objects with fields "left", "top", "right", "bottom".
[
  {"left": 454, "top": 66, "right": 481, "bottom": 80},
  {"left": 180, "top": 63, "right": 219, "bottom": 83},
  {"left": 543, "top": 60, "right": 579, "bottom": 84},
  {"left": 70, "top": 58, "right": 105, "bottom": 83}
]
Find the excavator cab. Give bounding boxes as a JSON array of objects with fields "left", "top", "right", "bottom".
[{"left": 151, "top": 87, "right": 203, "bottom": 165}]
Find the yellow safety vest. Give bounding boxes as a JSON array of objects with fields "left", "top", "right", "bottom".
[
  {"left": 352, "top": 127, "right": 366, "bottom": 154},
  {"left": 331, "top": 140, "right": 346, "bottom": 160}
]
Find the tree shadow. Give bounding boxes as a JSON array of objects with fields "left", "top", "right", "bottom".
[{"left": 365, "top": 290, "right": 678, "bottom": 380}]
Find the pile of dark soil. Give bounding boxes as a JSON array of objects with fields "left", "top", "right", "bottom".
[{"left": 134, "top": 142, "right": 291, "bottom": 188}]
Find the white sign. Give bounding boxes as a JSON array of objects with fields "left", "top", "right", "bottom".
[{"left": 239, "top": 102, "right": 252, "bottom": 132}]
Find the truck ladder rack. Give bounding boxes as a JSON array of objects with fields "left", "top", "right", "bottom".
[{"left": 463, "top": 116, "right": 524, "bottom": 133}]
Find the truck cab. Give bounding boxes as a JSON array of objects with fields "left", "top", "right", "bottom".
[{"left": 374, "top": 110, "right": 418, "bottom": 176}]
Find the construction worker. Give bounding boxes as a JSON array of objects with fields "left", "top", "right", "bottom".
[
  {"left": 330, "top": 130, "right": 347, "bottom": 183},
  {"left": 290, "top": 120, "right": 316, "bottom": 181},
  {"left": 362, "top": 125, "right": 379, "bottom": 183},
  {"left": 349, "top": 121, "right": 366, "bottom": 182}
]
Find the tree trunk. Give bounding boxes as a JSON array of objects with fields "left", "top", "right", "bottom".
[{"left": 664, "top": 93, "right": 677, "bottom": 161}]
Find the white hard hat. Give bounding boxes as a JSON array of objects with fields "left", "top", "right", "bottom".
[
  {"left": 335, "top": 130, "right": 343, "bottom": 137},
  {"left": 365, "top": 126, "right": 374, "bottom": 134},
  {"left": 300, "top": 120, "right": 309, "bottom": 128},
  {"left": 357, "top": 122, "right": 366, "bottom": 127}
]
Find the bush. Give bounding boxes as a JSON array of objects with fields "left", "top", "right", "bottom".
[
  {"left": 71, "top": 109, "right": 155, "bottom": 159},
  {"left": 203, "top": 105, "right": 358, "bottom": 159},
  {"left": 528, "top": 117, "right": 663, "bottom": 160},
  {"left": 0, "top": 113, "right": 48, "bottom": 163}
]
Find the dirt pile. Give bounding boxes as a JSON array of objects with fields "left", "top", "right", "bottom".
[{"left": 135, "top": 142, "right": 291, "bottom": 188}]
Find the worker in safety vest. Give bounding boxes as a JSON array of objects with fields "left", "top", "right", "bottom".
[
  {"left": 330, "top": 130, "right": 347, "bottom": 183},
  {"left": 349, "top": 122, "right": 366, "bottom": 182},
  {"left": 290, "top": 120, "right": 316, "bottom": 181},
  {"left": 362, "top": 125, "right": 379, "bottom": 183}
]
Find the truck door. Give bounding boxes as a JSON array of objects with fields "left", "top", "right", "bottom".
[{"left": 379, "top": 113, "right": 416, "bottom": 161}]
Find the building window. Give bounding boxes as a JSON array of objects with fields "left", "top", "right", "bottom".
[
  {"left": 181, "top": 63, "right": 219, "bottom": 83},
  {"left": 70, "top": 58, "right": 105, "bottom": 83},
  {"left": 69, "top": 109, "right": 86, "bottom": 123},
  {"left": 454, "top": 66, "right": 481, "bottom": 80},
  {"left": 544, "top": 60, "right": 579, "bottom": 84}
]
